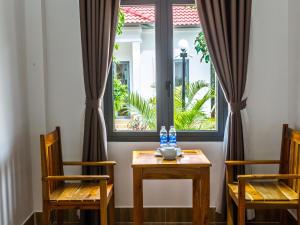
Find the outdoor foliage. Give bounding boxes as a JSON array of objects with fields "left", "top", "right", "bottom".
[
  {"left": 194, "top": 31, "right": 210, "bottom": 63},
  {"left": 116, "top": 10, "right": 125, "bottom": 37},
  {"left": 174, "top": 81, "right": 215, "bottom": 130},
  {"left": 113, "top": 10, "right": 125, "bottom": 62},
  {"left": 123, "top": 81, "right": 215, "bottom": 130},
  {"left": 113, "top": 78, "right": 128, "bottom": 117},
  {"left": 127, "top": 93, "right": 157, "bottom": 130}
]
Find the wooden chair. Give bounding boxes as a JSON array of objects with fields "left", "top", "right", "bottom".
[
  {"left": 226, "top": 124, "right": 300, "bottom": 225},
  {"left": 40, "top": 127, "right": 116, "bottom": 225}
]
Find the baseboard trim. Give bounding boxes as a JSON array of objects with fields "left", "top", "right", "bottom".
[
  {"left": 32, "top": 208, "right": 222, "bottom": 224},
  {"left": 22, "top": 212, "right": 34, "bottom": 225},
  {"left": 29, "top": 207, "right": 297, "bottom": 224},
  {"left": 287, "top": 210, "right": 298, "bottom": 225}
]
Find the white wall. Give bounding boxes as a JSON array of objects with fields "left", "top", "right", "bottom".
[
  {"left": 288, "top": 0, "right": 300, "bottom": 130},
  {"left": 287, "top": 1, "right": 300, "bottom": 218},
  {"left": 246, "top": 0, "right": 290, "bottom": 172},
  {"left": 288, "top": 0, "right": 300, "bottom": 131},
  {"left": 25, "top": 0, "right": 48, "bottom": 212},
  {"left": 0, "top": 0, "right": 33, "bottom": 224},
  {"left": 26, "top": 0, "right": 297, "bottom": 210}
]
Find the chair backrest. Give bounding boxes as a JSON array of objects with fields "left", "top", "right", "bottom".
[
  {"left": 40, "top": 127, "right": 64, "bottom": 198},
  {"left": 279, "top": 124, "right": 300, "bottom": 192}
]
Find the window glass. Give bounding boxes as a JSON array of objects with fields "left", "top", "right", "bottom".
[
  {"left": 174, "top": 59, "right": 189, "bottom": 87},
  {"left": 172, "top": 4, "right": 217, "bottom": 131},
  {"left": 113, "top": 5, "right": 157, "bottom": 131}
]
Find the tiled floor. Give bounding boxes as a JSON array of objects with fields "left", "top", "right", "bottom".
[
  {"left": 50, "top": 221, "right": 282, "bottom": 224},
  {"left": 41, "top": 208, "right": 296, "bottom": 225},
  {"left": 110, "top": 221, "right": 282, "bottom": 224}
]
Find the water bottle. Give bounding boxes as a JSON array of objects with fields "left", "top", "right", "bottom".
[
  {"left": 169, "top": 126, "right": 177, "bottom": 146},
  {"left": 160, "top": 126, "right": 168, "bottom": 147}
]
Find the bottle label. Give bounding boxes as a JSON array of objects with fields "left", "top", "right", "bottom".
[
  {"left": 160, "top": 135, "right": 167, "bottom": 144},
  {"left": 169, "top": 135, "right": 176, "bottom": 144}
]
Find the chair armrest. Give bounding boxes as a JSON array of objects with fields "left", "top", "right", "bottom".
[
  {"left": 226, "top": 160, "right": 281, "bottom": 184},
  {"left": 43, "top": 175, "right": 109, "bottom": 181},
  {"left": 225, "top": 160, "right": 280, "bottom": 166},
  {"left": 63, "top": 161, "right": 117, "bottom": 166},
  {"left": 237, "top": 174, "right": 300, "bottom": 181}
]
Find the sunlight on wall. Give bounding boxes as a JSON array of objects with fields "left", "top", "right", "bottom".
[{"left": 0, "top": 0, "right": 33, "bottom": 224}]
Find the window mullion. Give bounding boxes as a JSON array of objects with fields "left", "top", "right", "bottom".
[
  {"left": 157, "top": 0, "right": 173, "bottom": 130},
  {"left": 156, "top": 0, "right": 171, "bottom": 130},
  {"left": 166, "top": 0, "right": 174, "bottom": 129},
  {"left": 155, "top": 0, "right": 163, "bottom": 132}
]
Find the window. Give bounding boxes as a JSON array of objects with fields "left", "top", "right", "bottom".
[
  {"left": 104, "top": 0, "right": 227, "bottom": 141},
  {"left": 174, "top": 59, "right": 189, "bottom": 87},
  {"left": 113, "top": 61, "right": 130, "bottom": 118}
]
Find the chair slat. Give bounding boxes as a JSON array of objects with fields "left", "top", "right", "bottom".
[
  {"left": 229, "top": 181, "right": 298, "bottom": 202},
  {"left": 55, "top": 183, "right": 81, "bottom": 202},
  {"left": 244, "top": 183, "right": 264, "bottom": 201},
  {"left": 49, "top": 183, "right": 113, "bottom": 202},
  {"left": 277, "top": 182, "right": 300, "bottom": 200}
]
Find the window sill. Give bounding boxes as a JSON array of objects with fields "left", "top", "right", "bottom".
[{"left": 107, "top": 131, "right": 224, "bottom": 142}]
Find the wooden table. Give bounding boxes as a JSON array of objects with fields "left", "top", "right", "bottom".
[{"left": 131, "top": 149, "right": 211, "bottom": 225}]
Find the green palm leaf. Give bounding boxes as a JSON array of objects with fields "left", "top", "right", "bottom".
[
  {"left": 174, "top": 81, "right": 215, "bottom": 130},
  {"left": 190, "top": 88, "right": 215, "bottom": 113},
  {"left": 126, "top": 92, "right": 156, "bottom": 129},
  {"left": 125, "top": 81, "right": 215, "bottom": 131},
  {"left": 186, "top": 80, "right": 209, "bottom": 107}
]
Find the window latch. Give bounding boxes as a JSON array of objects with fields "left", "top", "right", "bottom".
[{"left": 166, "top": 81, "right": 172, "bottom": 97}]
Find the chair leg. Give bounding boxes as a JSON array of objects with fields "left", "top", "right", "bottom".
[
  {"left": 297, "top": 208, "right": 300, "bottom": 225},
  {"left": 238, "top": 203, "right": 245, "bottom": 225},
  {"left": 57, "top": 210, "right": 64, "bottom": 225},
  {"left": 100, "top": 202, "right": 108, "bottom": 225},
  {"left": 108, "top": 194, "right": 115, "bottom": 225},
  {"left": 43, "top": 202, "right": 51, "bottom": 225},
  {"left": 227, "top": 193, "right": 234, "bottom": 225},
  {"left": 280, "top": 209, "right": 288, "bottom": 225}
]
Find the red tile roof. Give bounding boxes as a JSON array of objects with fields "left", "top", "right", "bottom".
[{"left": 121, "top": 6, "right": 200, "bottom": 26}]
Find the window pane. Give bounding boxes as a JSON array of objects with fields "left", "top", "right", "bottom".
[
  {"left": 113, "top": 5, "right": 157, "bottom": 131},
  {"left": 172, "top": 4, "right": 217, "bottom": 131}
]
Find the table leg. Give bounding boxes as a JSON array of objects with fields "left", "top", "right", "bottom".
[
  {"left": 133, "top": 168, "right": 143, "bottom": 225},
  {"left": 193, "top": 168, "right": 210, "bottom": 225},
  {"left": 193, "top": 178, "right": 201, "bottom": 225},
  {"left": 200, "top": 168, "right": 210, "bottom": 225}
]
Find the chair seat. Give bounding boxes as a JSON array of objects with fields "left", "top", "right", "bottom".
[
  {"left": 228, "top": 181, "right": 298, "bottom": 202},
  {"left": 50, "top": 183, "right": 113, "bottom": 203}
]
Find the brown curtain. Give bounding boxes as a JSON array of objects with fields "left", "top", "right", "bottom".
[
  {"left": 79, "top": 0, "right": 120, "bottom": 224},
  {"left": 196, "top": 0, "right": 252, "bottom": 214},
  {"left": 196, "top": 0, "right": 252, "bottom": 175}
]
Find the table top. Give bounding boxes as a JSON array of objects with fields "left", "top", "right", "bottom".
[{"left": 132, "top": 149, "right": 211, "bottom": 168}]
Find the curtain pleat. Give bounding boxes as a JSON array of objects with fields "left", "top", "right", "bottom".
[
  {"left": 196, "top": 0, "right": 252, "bottom": 213},
  {"left": 79, "top": 0, "right": 120, "bottom": 224}
]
